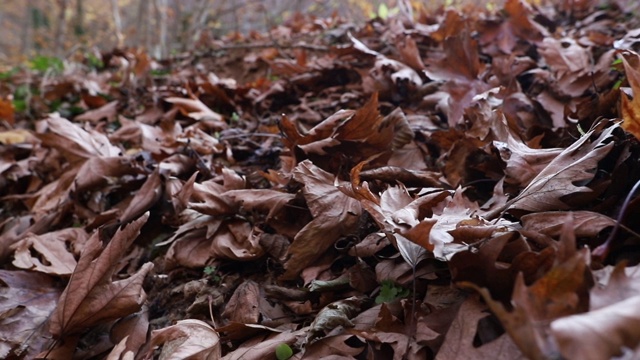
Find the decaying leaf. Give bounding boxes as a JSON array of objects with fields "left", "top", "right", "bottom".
[{"left": 306, "top": 296, "right": 369, "bottom": 343}]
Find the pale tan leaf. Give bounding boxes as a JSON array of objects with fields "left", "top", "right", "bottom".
[
  {"left": 551, "top": 296, "right": 640, "bottom": 360},
  {"left": 11, "top": 228, "right": 88, "bottom": 275},
  {"left": 147, "top": 319, "right": 221, "bottom": 360}
]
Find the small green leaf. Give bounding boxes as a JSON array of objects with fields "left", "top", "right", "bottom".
[
  {"left": 86, "top": 53, "right": 104, "bottom": 69},
  {"left": 150, "top": 68, "right": 170, "bottom": 77},
  {"left": 0, "top": 67, "right": 19, "bottom": 80},
  {"left": 275, "top": 343, "right": 293, "bottom": 360},
  {"left": 13, "top": 99, "right": 27, "bottom": 113},
  {"left": 375, "top": 280, "right": 408, "bottom": 304},
  {"left": 613, "top": 78, "right": 623, "bottom": 90},
  {"left": 203, "top": 266, "right": 216, "bottom": 275},
  {"left": 29, "top": 55, "right": 64, "bottom": 74}
]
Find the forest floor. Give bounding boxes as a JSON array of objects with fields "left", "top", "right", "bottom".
[{"left": 2, "top": 0, "right": 640, "bottom": 359}]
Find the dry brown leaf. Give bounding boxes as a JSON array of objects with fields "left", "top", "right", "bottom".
[
  {"left": 223, "top": 189, "right": 295, "bottom": 219},
  {"left": 39, "top": 113, "right": 121, "bottom": 161},
  {"left": 520, "top": 211, "right": 616, "bottom": 238},
  {"left": 503, "top": 123, "right": 617, "bottom": 214},
  {"left": 221, "top": 280, "right": 261, "bottom": 324},
  {"left": 464, "top": 247, "right": 591, "bottom": 359},
  {"left": 305, "top": 296, "right": 368, "bottom": 344},
  {"left": 0, "top": 97, "right": 15, "bottom": 125},
  {"left": 11, "top": 228, "right": 89, "bottom": 276},
  {"left": 436, "top": 295, "right": 524, "bottom": 360},
  {"left": 493, "top": 121, "right": 563, "bottom": 186},
  {"left": 119, "top": 168, "right": 163, "bottom": 223},
  {"left": 165, "top": 96, "right": 225, "bottom": 125},
  {"left": 221, "top": 328, "right": 305, "bottom": 360},
  {"left": 75, "top": 100, "right": 118, "bottom": 123},
  {"left": 281, "top": 160, "right": 362, "bottom": 280},
  {"left": 551, "top": 296, "right": 640, "bottom": 360},
  {"left": 165, "top": 217, "right": 263, "bottom": 267},
  {"left": 48, "top": 213, "right": 153, "bottom": 337},
  {"left": 548, "top": 264, "right": 640, "bottom": 359},
  {"left": 107, "top": 306, "right": 149, "bottom": 360},
  {"left": 0, "top": 270, "right": 61, "bottom": 359}
]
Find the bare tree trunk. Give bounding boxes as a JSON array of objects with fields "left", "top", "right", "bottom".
[
  {"left": 110, "top": 0, "right": 124, "bottom": 48},
  {"left": 54, "top": 0, "right": 69, "bottom": 57},
  {"left": 73, "top": 0, "right": 85, "bottom": 41},
  {"left": 135, "top": 0, "right": 150, "bottom": 50},
  {"left": 153, "top": 0, "right": 168, "bottom": 58},
  {"left": 20, "top": 0, "right": 34, "bottom": 57}
]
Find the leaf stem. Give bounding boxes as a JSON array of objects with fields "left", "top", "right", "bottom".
[{"left": 593, "top": 177, "right": 640, "bottom": 260}]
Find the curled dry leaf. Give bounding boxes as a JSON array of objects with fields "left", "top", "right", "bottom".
[
  {"left": 281, "top": 160, "right": 362, "bottom": 280},
  {"left": 145, "top": 319, "right": 221, "bottom": 360},
  {"left": 549, "top": 264, "right": 640, "bottom": 360},
  {"left": 107, "top": 306, "right": 149, "bottom": 359},
  {"left": 306, "top": 296, "right": 369, "bottom": 344},
  {"left": 165, "top": 96, "right": 225, "bottom": 125},
  {"left": 550, "top": 296, "right": 640, "bottom": 360},
  {"left": 39, "top": 114, "right": 121, "bottom": 161},
  {"left": 10, "top": 228, "right": 88, "bottom": 276}
]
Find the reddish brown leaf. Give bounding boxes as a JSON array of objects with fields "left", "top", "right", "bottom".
[{"left": 620, "top": 50, "right": 640, "bottom": 140}]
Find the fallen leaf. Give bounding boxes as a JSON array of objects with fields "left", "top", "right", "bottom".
[
  {"left": 620, "top": 50, "right": 640, "bottom": 140},
  {"left": 48, "top": 213, "right": 153, "bottom": 337},
  {"left": 501, "top": 122, "right": 618, "bottom": 214},
  {"left": 281, "top": 160, "right": 362, "bottom": 280},
  {"left": 11, "top": 228, "right": 89, "bottom": 276},
  {"left": 145, "top": 319, "right": 221, "bottom": 360},
  {"left": 436, "top": 295, "right": 525, "bottom": 360}
]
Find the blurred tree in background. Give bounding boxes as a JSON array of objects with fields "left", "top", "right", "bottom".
[{"left": 0, "top": 0, "right": 510, "bottom": 65}]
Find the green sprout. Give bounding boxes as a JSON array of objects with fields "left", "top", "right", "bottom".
[{"left": 375, "top": 280, "right": 410, "bottom": 304}]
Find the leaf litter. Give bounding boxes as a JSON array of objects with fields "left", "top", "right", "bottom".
[{"left": 3, "top": 0, "right": 640, "bottom": 358}]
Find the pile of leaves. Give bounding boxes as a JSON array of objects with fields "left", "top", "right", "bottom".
[{"left": 3, "top": 0, "right": 640, "bottom": 358}]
